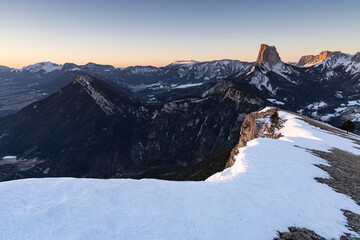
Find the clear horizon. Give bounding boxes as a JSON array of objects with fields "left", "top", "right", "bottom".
[{"left": 1, "top": 0, "right": 359, "bottom": 69}]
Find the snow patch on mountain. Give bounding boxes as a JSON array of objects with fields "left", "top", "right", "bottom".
[
  {"left": 250, "top": 71, "right": 275, "bottom": 94},
  {"left": 306, "top": 101, "right": 327, "bottom": 110},
  {"left": 170, "top": 59, "right": 250, "bottom": 80},
  {"left": 264, "top": 62, "right": 299, "bottom": 84},
  {"left": 66, "top": 67, "right": 81, "bottom": 72},
  {"left": 125, "top": 66, "right": 161, "bottom": 75},
  {"left": 267, "top": 98, "right": 285, "bottom": 105},
  {"left": 334, "top": 104, "right": 360, "bottom": 122},
  {"left": 315, "top": 53, "right": 352, "bottom": 70},
  {"left": 174, "top": 82, "right": 203, "bottom": 89},
  {"left": 20, "top": 62, "right": 63, "bottom": 73},
  {"left": 345, "top": 61, "right": 360, "bottom": 75},
  {"left": 74, "top": 75, "right": 115, "bottom": 115}
]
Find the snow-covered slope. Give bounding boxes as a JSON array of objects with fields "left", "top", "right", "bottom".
[
  {"left": 314, "top": 52, "right": 353, "bottom": 70},
  {"left": 0, "top": 108, "right": 359, "bottom": 239},
  {"left": 20, "top": 62, "right": 63, "bottom": 73}
]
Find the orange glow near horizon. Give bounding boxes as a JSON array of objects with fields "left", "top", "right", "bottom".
[
  {"left": 2, "top": 46, "right": 359, "bottom": 70},
  {"left": 1, "top": 1, "right": 359, "bottom": 69}
]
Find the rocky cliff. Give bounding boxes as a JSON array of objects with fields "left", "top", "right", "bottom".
[
  {"left": 256, "top": 44, "right": 282, "bottom": 68},
  {"left": 297, "top": 50, "right": 335, "bottom": 67},
  {"left": 225, "top": 107, "right": 283, "bottom": 168}
]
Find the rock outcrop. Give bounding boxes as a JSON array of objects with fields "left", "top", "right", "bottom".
[
  {"left": 256, "top": 44, "right": 282, "bottom": 68},
  {"left": 275, "top": 227, "right": 325, "bottom": 240},
  {"left": 225, "top": 107, "right": 283, "bottom": 168},
  {"left": 352, "top": 52, "right": 360, "bottom": 63},
  {"left": 297, "top": 51, "right": 336, "bottom": 67}
]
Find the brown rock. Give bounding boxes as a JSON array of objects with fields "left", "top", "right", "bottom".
[
  {"left": 225, "top": 108, "right": 283, "bottom": 168},
  {"left": 256, "top": 44, "right": 282, "bottom": 67},
  {"left": 297, "top": 51, "right": 337, "bottom": 67},
  {"left": 275, "top": 227, "right": 326, "bottom": 240}
]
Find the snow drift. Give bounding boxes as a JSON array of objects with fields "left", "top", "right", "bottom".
[{"left": 0, "top": 108, "right": 360, "bottom": 239}]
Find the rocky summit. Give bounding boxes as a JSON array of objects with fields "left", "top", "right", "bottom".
[
  {"left": 256, "top": 44, "right": 282, "bottom": 68},
  {"left": 297, "top": 50, "right": 336, "bottom": 67}
]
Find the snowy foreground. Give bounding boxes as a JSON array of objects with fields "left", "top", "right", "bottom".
[{"left": 1, "top": 109, "right": 360, "bottom": 239}]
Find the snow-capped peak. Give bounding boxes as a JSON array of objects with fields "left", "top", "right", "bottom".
[
  {"left": 169, "top": 60, "right": 200, "bottom": 66},
  {"left": 20, "top": 62, "right": 63, "bottom": 73},
  {"left": 254, "top": 44, "right": 299, "bottom": 81}
]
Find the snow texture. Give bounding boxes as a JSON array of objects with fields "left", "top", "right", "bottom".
[
  {"left": 306, "top": 101, "right": 327, "bottom": 110},
  {"left": 267, "top": 98, "right": 285, "bottom": 105},
  {"left": 20, "top": 62, "right": 62, "bottom": 73},
  {"left": 250, "top": 71, "right": 274, "bottom": 94},
  {"left": 315, "top": 52, "right": 360, "bottom": 75},
  {"left": 0, "top": 109, "right": 360, "bottom": 240},
  {"left": 66, "top": 67, "right": 81, "bottom": 72},
  {"left": 2, "top": 156, "right": 16, "bottom": 160},
  {"left": 174, "top": 82, "right": 203, "bottom": 89},
  {"left": 267, "top": 62, "right": 299, "bottom": 84},
  {"left": 169, "top": 60, "right": 200, "bottom": 66}
]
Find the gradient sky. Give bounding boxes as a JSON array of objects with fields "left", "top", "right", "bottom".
[{"left": 1, "top": 0, "right": 359, "bottom": 68}]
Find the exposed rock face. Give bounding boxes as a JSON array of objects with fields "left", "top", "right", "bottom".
[
  {"left": 256, "top": 44, "right": 282, "bottom": 67},
  {"left": 352, "top": 52, "right": 360, "bottom": 63},
  {"left": 225, "top": 108, "right": 283, "bottom": 168},
  {"left": 227, "top": 44, "right": 360, "bottom": 134},
  {"left": 275, "top": 227, "right": 326, "bottom": 240},
  {"left": 297, "top": 50, "right": 335, "bottom": 67}
]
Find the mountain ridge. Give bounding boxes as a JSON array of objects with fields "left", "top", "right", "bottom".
[
  {"left": 0, "top": 73, "right": 266, "bottom": 181},
  {"left": 297, "top": 50, "right": 336, "bottom": 67},
  {"left": 1, "top": 44, "right": 360, "bottom": 182}
]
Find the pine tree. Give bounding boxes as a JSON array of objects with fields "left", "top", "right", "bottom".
[
  {"left": 270, "top": 111, "right": 279, "bottom": 126},
  {"left": 339, "top": 120, "right": 355, "bottom": 133}
]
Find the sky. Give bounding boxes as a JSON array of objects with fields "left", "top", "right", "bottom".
[{"left": 0, "top": 0, "right": 359, "bottom": 68}]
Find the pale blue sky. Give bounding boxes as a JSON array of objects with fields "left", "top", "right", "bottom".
[{"left": 1, "top": 0, "right": 359, "bottom": 68}]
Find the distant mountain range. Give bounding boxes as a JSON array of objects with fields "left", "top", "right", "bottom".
[
  {"left": 0, "top": 44, "right": 359, "bottom": 181},
  {"left": 1, "top": 47, "right": 359, "bottom": 117},
  {"left": 0, "top": 59, "right": 251, "bottom": 117}
]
